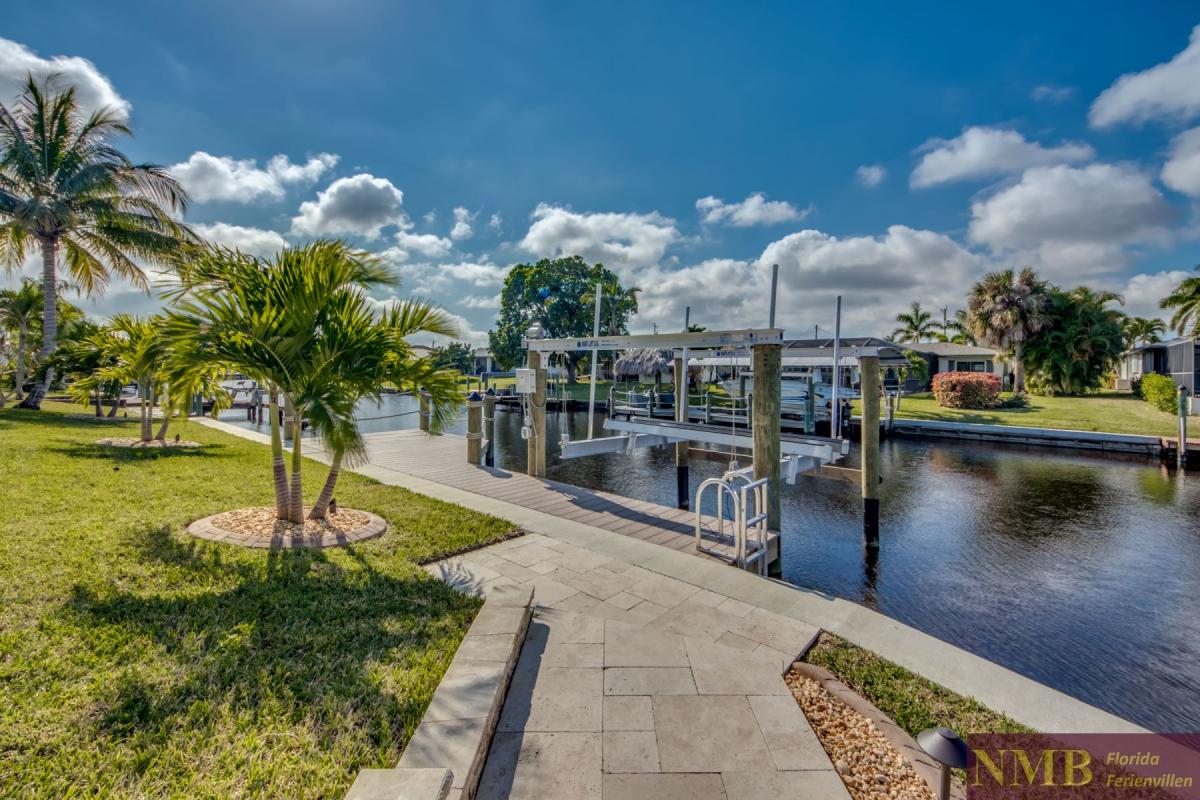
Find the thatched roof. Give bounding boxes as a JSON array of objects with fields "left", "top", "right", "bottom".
[{"left": 614, "top": 348, "right": 672, "bottom": 375}]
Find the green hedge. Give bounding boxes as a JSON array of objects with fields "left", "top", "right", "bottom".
[{"left": 1140, "top": 373, "right": 1179, "bottom": 414}]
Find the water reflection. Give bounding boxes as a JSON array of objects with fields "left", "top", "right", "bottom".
[{"left": 221, "top": 394, "right": 1200, "bottom": 730}]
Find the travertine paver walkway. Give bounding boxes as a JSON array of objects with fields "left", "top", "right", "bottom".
[{"left": 428, "top": 534, "right": 851, "bottom": 800}]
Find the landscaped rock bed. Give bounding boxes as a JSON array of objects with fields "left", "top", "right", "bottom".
[
  {"left": 96, "top": 437, "right": 202, "bottom": 448},
  {"left": 786, "top": 667, "right": 935, "bottom": 800},
  {"left": 188, "top": 506, "right": 387, "bottom": 548}
]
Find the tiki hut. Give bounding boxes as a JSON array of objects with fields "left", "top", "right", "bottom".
[{"left": 613, "top": 348, "right": 673, "bottom": 385}]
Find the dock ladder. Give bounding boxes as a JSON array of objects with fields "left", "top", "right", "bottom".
[{"left": 693, "top": 473, "right": 770, "bottom": 575}]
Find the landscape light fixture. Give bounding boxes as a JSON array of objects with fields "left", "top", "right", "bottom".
[{"left": 917, "top": 727, "right": 968, "bottom": 800}]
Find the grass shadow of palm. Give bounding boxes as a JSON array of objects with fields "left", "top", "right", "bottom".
[
  {"left": 64, "top": 527, "right": 480, "bottom": 758},
  {"left": 47, "top": 440, "right": 225, "bottom": 462}
]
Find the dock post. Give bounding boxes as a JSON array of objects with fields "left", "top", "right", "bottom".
[
  {"left": 861, "top": 355, "right": 881, "bottom": 548},
  {"left": 418, "top": 390, "right": 430, "bottom": 433},
  {"left": 752, "top": 343, "right": 782, "bottom": 574},
  {"left": 1179, "top": 386, "right": 1190, "bottom": 470},
  {"left": 527, "top": 350, "right": 547, "bottom": 478},
  {"left": 484, "top": 389, "right": 496, "bottom": 468},
  {"left": 466, "top": 392, "right": 483, "bottom": 464},
  {"left": 674, "top": 355, "right": 689, "bottom": 509}
]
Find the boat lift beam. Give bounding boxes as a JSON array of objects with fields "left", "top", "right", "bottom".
[
  {"left": 602, "top": 417, "right": 847, "bottom": 461},
  {"left": 524, "top": 328, "right": 785, "bottom": 352}
]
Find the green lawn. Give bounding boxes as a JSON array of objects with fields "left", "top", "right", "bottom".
[
  {"left": 0, "top": 403, "right": 515, "bottom": 799},
  {"left": 805, "top": 633, "right": 1031, "bottom": 737},
  {"left": 856, "top": 390, "right": 1187, "bottom": 437}
]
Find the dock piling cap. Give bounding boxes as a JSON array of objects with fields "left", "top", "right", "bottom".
[
  {"left": 467, "top": 391, "right": 483, "bottom": 402},
  {"left": 917, "top": 727, "right": 968, "bottom": 768}
]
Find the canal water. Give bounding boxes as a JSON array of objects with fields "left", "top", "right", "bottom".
[{"left": 222, "top": 394, "right": 1200, "bottom": 731}]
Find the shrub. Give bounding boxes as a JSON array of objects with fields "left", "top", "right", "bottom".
[
  {"left": 997, "top": 391, "right": 1029, "bottom": 409},
  {"left": 932, "top": 371, "right": 1001, "bottom": 409},
  {"left": 1130, "top": 375, "right": 1143, "bottom": 398},
  {"left": 1140, "top": 373, "right": 1179, "bottom": 414}
]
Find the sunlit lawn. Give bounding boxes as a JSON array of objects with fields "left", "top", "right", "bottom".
[
  {"left": 856, "top": 390, "right": 1188, "bottom": 437},
  {"left": 0, "top": 402, "right": 515, "bottom": 799}
]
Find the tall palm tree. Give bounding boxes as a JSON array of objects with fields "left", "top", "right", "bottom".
[
  {"left": 1160, "top": 266, "right": 1200, "bottom": 338},
  {"left": 890, "top": 302, "right": 937, "bottom": 343},
  {"left": 966, "top": 268, "right": 1049, "bottom": 392},
  {"left": 0, "top": 280, "right": 40, "bottom": 400},
  {"left": 0, "top": 75, "right": 193, "bottom": 409},
  {"left": 1122, "top": 316, "right": 1166, "bottom": 348},
  {"left": 165, "top": 240, "right": 461, "bottom": 523}
]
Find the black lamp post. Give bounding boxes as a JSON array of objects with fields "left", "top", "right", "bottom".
[{"left": 917, "top": 727, "right": 968, "bottom": 800}]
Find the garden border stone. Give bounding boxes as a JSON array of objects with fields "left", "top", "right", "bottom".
[
  {"left": 186, "top": 509, "right": 387, "bottom": 549},
  {"left": 346, "top": 584, "right": 534, "bottom": 800}
]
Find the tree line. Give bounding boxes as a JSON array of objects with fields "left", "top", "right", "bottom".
[{"left": 888, "top": 268, "right": 1200, "bottom": 395}]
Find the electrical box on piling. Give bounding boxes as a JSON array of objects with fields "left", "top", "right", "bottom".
[{"left": 515, "top": 368, "right": 537, "bottom": 395}]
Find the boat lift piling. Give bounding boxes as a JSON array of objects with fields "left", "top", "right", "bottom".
[{"left": 861, "top": 354, "right": 881, "bottom": 547}]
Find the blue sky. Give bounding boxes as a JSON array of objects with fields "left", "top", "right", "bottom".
[{"left": 5, "top": 2, "right": 1200, "bottom": 341}]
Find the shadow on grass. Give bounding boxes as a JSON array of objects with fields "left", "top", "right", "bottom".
[
  {"left": 63, "top": 526, "right": 479, "bottom": 756},
  {"left": 46, "top": 440, "right": 224, "bottom": 462}
]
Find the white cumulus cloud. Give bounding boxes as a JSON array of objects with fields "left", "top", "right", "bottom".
[
  {"left": 393, "top": 231, "right": 453, "bottom": 258},
  {"left": 171, "top": 152, "right": 338, "bottom": 203},
  {"left": 1090, "top": 25, "right": 1200, "bottom": 127},
  {"left": 968, "top": 163, "right": 1174, "bottom": 278},
  {"left": 911, "top": 127, "right": 1094, "bottom": 188},
  {"left": 1162, "top": 127, "right": 1200, "bottom": 197},
  {"left": 488, "top": 213, "right": 503, "bottom": 231},
  {"left": 291, "top": 173, "right": 405, "bottom": 239},
  {"left": 695, "top": 192, "right": 809, "bottom": 227},
  {"left": 520, "top": 204, "right": 679, "bottom": 276},
  {"left": 0, "top": 38, "right": 129, "bottom": 120},
  {"left": 192, "top": 223, "right": 288, "bottom": 257},
  {"left": 450, "top": 207, "right": 475, "bottom": 241},
  {"left": 1119, "top": 269, "right": 1193, "bottom": 324},
  {"left": 856, "top": 165, "right": 886, "bottom": 187}
]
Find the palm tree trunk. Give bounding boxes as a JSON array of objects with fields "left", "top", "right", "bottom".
[
  {"left": 94, "top": 387, "right": 102, "bottom": 417},
  {"left": 269, "top": 386, "right": 289, "bottom": 520},
  {"left": 1014, "top": 342, "right": 1025, "bottom": 393},
  {"left": 308, "top": 455, "right": 341, "bottom": 520},
  {"left": 154, "top": 413, "right": 171, "bottom": 440},
  {"left": 17, "top": 238, "right": 58, "bottom": 410},
  {"left": 14, "top": 326, "right": 27, "bottom": 401},
  {"left": 107, "top": 386, "right": 120, "bottom": 417},
  {"left": 288, "top": 402, "right": 304, "bottom": 524},
  {"left": 140, "top": 382, "right": 153, "bottom": 442}
]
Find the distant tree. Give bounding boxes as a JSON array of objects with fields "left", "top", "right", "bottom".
[
  {"left": 0, "top": 76, "right": 193, "bottom": 409},
  {"left": 1122, "top": 316, "right": 1166, "bottom": 349},
  {"left": 489, "top": 256, "right": 638, "bottom": 382},
  {"left": 687, "top": 323, "right": 707, "bottom": 332},
  {"left": 967, "top": 268, "right": 1050, "bottom": 392},
  {"left": 1160, "top": 266, "right": 1200, "bottom": 338},
  {"left": 1023, "top": 287, "right": 1125, "bottom": 396},
  {"left": 0, "top": 281, "right": 40, "bottom": 401},
  {"left": 430, "top": 341, "right": 473, "bottom": 373},
  {"left": 890, "top": 302, "right": 937, "bottom": 343}
]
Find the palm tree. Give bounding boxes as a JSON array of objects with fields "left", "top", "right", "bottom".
[
  {"left": 890, "top": 302, "right": 937, "bottom": 343},
  {"left": 1160, "top": 266, "right": 1200, "bottom": 338},
  {"left": 1122, "top": 316, "right": 1166, "bottom": 348},
  {"left": 0, "top": 75, "right": 192, "bottom": 409},
  {"left": 0, "top": 280, "right": 40, "bottom": 401},
  {"left": 165, "top": 240, "right": 461, "bottom": 522},
  {"left": 966, "top": 268, "right": 1049, "bottom": 392}
]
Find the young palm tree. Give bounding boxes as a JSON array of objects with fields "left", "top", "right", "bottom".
[
  {"left": 0, "top": 280, "right": 40, "bottom": 400},
  {"left": 165, "top": 240, "right": 461, "bottom": 523},
  {"left": 1122, "top": 316, "right": 1166, "bottom": 348},
  {"left": 890, "top": 302, "right": 937, "bottom": 343},
  {"left": 1160, "top": 267, "right": 1200, "bottom": 338},
  {"left": 0, "top": 75, "right": 193, "bottom": 409},
  {"left": 966, "top": 268, "right": 1049, "bottom": 392}
]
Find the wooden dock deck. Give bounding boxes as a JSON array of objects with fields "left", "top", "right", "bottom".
[{"left": 315, "top": 429, "right": 778, "bottom": 567}]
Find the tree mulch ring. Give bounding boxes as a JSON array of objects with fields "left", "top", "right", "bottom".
[
  {"left": 96, "top": 437, "right": 203, "bottom": 448},
  {"left": 187, "top": 506, "right": 387, "bottom": 549}
]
